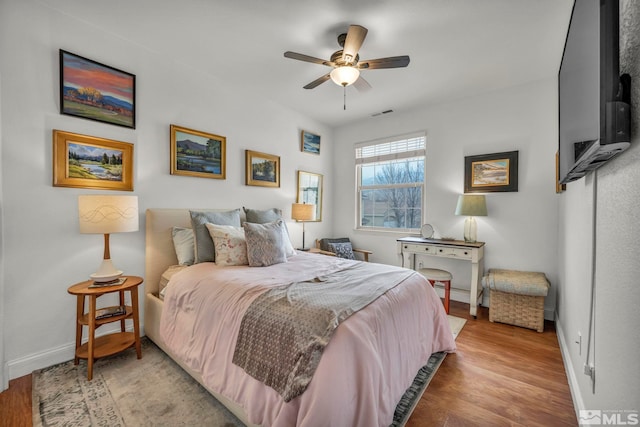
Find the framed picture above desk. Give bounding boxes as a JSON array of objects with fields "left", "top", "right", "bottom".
[{"left": 397, "top": 237, "right": 485, "bottom": 317}]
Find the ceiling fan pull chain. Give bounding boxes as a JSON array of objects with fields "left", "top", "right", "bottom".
[{"left": 343, "top": 85, "right": 347, "bottom": 110}]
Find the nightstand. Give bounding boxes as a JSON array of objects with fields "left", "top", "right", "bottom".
[{"left": 67, "top": 275, "right": 143, "bottom": 380}]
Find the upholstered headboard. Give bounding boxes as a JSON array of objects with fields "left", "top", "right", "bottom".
[{"left": 144, "top": 208, "right": 247, "bottom": 295}]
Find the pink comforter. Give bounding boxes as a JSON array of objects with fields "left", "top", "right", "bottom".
[{"left": 160, "top": 252, "right": 455, "bottom": 427}]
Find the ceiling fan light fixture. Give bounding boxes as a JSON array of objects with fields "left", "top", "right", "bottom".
[{"left": 330, "top": 66, "right": 360, "bottom": 87}]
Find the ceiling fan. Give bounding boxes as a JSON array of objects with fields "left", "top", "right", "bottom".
[{"left": 284, "top": 24, "right": 410, "bottom": 94}]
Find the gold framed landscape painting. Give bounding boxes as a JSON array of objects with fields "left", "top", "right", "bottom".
[
  {"left": 464, "top": 150, "right": 518, "bottom": 193},
  {"left": 245, "top": 150, "right": 280, "bottom": 187},
  {"left": 52, "top": 130, "right": 134, "bottom": 191},
  {"left": 170, "top": 125, "right": 226, "bottom": 179}
]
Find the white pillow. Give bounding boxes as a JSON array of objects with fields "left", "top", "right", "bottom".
[
  {"left": 172, "top": 227, "right": 194, "bottom": 266},
  {"left": 205, "top": 223, "right": 248, "bottom": 266}
]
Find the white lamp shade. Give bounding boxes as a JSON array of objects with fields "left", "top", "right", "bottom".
[
  {"left": 330, "top": 66, "right": 360, "bottom": 87},
  {"left": 291, "top": 203, "right": 316, "bottom": 221},
  {"left": 79, "top": 195, "right": 139, "bottom": 234},
  {"left": 454, "top": 195, "right": 487, "bottom": 217}
]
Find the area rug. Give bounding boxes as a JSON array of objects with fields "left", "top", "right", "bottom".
[{"left": 33, "top": 317, "right": 466, "bottom": 427}]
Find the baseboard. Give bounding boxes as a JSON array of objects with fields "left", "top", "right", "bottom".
[
  {"left": 7, "top": 323, "right": 141, "bottom": 381},
  {"left": 555, "top": 312, "right": 584, "bottom": 420}
]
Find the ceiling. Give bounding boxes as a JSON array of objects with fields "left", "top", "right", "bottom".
[{"left": 43, "top": 0, "right": 574, "bottom": 128}]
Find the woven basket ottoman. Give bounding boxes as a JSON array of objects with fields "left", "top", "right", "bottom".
[{"left": 482, "top": 269, "right": 550, "bottom": 332}]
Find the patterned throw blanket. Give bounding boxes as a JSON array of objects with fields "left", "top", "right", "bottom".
[{"left": 232, "top": 262, "right": 416, "bottom": 401}]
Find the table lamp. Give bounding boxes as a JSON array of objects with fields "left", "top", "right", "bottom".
[
  {"left": 291, "top": 202, "right": 316, "bottom": 250},
  {"left": 78, "top": 195, "right": 139, "bottom": 282},
  {"left": 454, "top": 194, "right": 487, "bottom": 243}
]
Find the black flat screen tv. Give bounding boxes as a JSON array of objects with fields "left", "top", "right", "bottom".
[{"left": 558, "top": 0, "right": 631, "bottom": 184}]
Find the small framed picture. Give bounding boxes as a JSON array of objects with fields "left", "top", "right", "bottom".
[
  {"left": 52, "top": 130, "right": 134, "bottom": 191},
  {"left": 301, "top": 130, "right": 320, "bottom": 155},
  {"left": 59, "top": 50, "right": 136, "bottom": 129},
  {"left": 464, "top": 151, "right": 518, "bottom": 193},
  {"left": 245, "top": 150, "right": 280, "bottom": 187},
  {"left": 170, "top": 125, "right": 226, "bottom": 179}
]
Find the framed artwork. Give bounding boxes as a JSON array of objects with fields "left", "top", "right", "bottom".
[
  {"left": 52, "top": 129, "right": 134, "bottom": 191},
  {"left": 245, "top": 150, "right": 280, "bottom": 187},
  {"left": 170, "top": 124, "right": 226, "bottom": 179},
  {"left": 297, "top": 170, "right": 323, "bottom": 221},
  {"left": 301, "top": 130, "right": 320, "bottom": 155},
  {"left": 464, "top": 150, "right": 518, "bottom": 193},
  {"left": 60, "top": 49, "right": 136, "bottom": 128}
]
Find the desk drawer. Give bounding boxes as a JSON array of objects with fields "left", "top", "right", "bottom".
[
  {"left": 432, "top": 247, "right": 472, "bottom": 259},
  {"left": 402, "top": 244, "right": 437, "bottom": 254}
]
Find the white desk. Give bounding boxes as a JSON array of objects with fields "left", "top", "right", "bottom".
[{"left": 397, "top": 237, "right": 485, "bottom": 317}]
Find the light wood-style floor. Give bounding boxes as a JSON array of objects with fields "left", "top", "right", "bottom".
[{"left": 1, "top": 301, "right": 576, "bottom": 427}]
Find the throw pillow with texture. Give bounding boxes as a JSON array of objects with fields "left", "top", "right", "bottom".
[
  {"left": 243, "top": 220, "right": 288, "bottom": 267},
  {"left": 243, "top": 207, "right": 296, "bottom": 257},
  {"left": 328, "top": 242, "right": 356, "bottom": 260},
  {"left": 205, "top": 223, "right": 248, "bottom": 266},
  {"left": 172, "top": 227, "right": 195, "bottom": 266},
  {"left": 190, "top": 209, "right": 242, "bottom": 263}
]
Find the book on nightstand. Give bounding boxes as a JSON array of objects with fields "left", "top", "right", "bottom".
[
  {"left": 88, "top": 277, "right": 127, "bottom": 288},
  {"left": 95, "top": 305, "right": 126, "bottom": 320}
]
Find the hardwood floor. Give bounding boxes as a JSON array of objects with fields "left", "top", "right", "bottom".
[{"left": 1, "top": 301, "right": 576, "bottom": 427}]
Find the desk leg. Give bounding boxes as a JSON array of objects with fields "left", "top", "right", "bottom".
[
  {"left": 74, "top": 296, "right": 84, "bottom": 365},
  {"left": 87, "top": 295, "right": 97, "bottom": 381},
  {"left": 131, "top": 287, "right": 142, "bottom": 359},
  {"left": 469, "top": 259, "right": 484, "bottom": 318}
]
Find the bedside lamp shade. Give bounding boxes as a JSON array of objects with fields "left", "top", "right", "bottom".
[
  {"left": 291, "top": 203, "right": 316, "bottom": 250},
  {"left": 455, "top": 195, "right": 487, "bottom": 243},
  {"left": 79, "top": 195, "right": 139, "bottom": 282}
]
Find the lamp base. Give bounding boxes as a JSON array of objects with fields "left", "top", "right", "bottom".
[
  {"left": 90, "top": 258, "right": 123, "bottom": 282},
  {"left": 463, "top": 216, "right": 478, "bottom": 243}
]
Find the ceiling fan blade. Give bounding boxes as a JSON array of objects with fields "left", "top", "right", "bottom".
[
  {"left": 303, "top": 73, "right": 331, "bottom": 89},
  {"left": 358, "top": 55, "right": 410, "bottom": 69},
  {"left": 342, "top": 25, "right": 368, "bottom": 64},
  {"left": 353, "top": 76, "right": 372, "bottom": 92},
  {"left": 284, "top": 51, "right": 334, "bottom": 67}
]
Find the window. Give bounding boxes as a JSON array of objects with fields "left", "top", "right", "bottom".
[{"left": 355, "top": 132, "right": 426, "bottom": 231}]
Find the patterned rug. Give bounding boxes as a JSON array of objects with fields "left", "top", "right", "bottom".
[{"left": 33, "top": 317, "right": 465, "bottom": 427}]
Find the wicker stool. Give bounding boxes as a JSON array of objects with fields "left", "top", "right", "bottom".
[
  {"left": 419, "top": 268, "right": 452, "bottom": 314},
  {"left": 482, "top": 269, "right": 550, "bottom": 332}
]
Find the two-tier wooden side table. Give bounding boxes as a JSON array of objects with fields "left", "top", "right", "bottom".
[{"left": 67, "top": 275, "right": 143, "bottom": 380}]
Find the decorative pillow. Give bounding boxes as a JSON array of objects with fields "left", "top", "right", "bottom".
[
  {"left": 328, "top": 242, "right": 356, "bottom": 260},
  {"left": 243, "top": 220, "right": 288, "bottom": 267},
  {"left": 172, "top": 227, "right": 195, "bottom": 266},
  {"left": 319, "top": 237, "right": 351, "bottom": 252},
  {"left": 189, "top": 209, "right": 241, "bottom": 263},
  {"left": 243, "top": 207, "right": 296, "bottom": 257},
  {"left": 205, "top": 223, "right": 248, "bottom": 266}
]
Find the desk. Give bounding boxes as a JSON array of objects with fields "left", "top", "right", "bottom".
[{"left": 397, "top": 237, "right": 485, "bottom": 317}]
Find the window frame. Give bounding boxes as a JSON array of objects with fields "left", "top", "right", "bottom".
[{"left": 355, "top": 132, "right": 426, "bottom": 233}]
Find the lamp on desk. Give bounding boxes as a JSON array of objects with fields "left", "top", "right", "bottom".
[
  {"left": 455, "top": 194, "right": 487, "bottom": 243},
  {"left": 291, "top": 202, "right": 316, "bottom": 250},
  {"left": 78, "top": 195, "right": 139, "bottom": 282}
]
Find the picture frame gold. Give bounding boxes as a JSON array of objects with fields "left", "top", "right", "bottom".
[
  {"left": 170, "top": 124, "right": 226, "bottom": 179},
  {"left": 297, "top": 170, "right": 323, "bottom": 221},
  {"left": 52, "top": 129, "right": 134, "bottom": 191},
  {"left": 301, "top": 130, "right": 320, "bottom": 155},
  {"left": 464, "top": 151, "right": 518, "bottom": 193},
  {"left": 245, "top": 150, "right": 280, "bottom": 187}
]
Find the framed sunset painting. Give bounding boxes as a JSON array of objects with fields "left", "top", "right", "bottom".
[{"left": 59, "top": 50, "right": 136, "bottom": 128}]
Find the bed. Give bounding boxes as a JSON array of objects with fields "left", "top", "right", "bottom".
[{"left": 144, "top": 208, "right": 455, "bottom": 427}]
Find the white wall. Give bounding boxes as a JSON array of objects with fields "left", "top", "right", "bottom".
[
  {"left": 556, "top": 0, "right": 640, "bottom": 412},
  {"left": 0, "top": 0, "right": 332, "bottom": 382},
  {"left": 333, "top": 78, "right": 560, "bottom": 316}
]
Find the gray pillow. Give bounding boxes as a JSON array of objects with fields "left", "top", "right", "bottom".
[
  {"left": 243, "top": 207, "right": 296, "bottom": 257},
  {"left": 328, "top": 242, "right": 356, "bottom": 260},
  {"left": 243, "top": 220, "right": 288, "bottom": 267},
  {"left": 189, "top": 209, "right": 241, "bottom": 263},
  {"left": 171, "top": 226, "right": 194, "bottom": 266}
]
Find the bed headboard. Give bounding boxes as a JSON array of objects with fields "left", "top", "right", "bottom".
[{"left": 145, "top": 208, "right": 246, "bottom": 294}]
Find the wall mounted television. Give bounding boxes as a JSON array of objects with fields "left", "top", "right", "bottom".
[{"left": 558, "top": 0, "right": 631, "bottom": 184}]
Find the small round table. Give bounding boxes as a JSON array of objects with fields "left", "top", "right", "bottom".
[{"left": 67, "top": 275, "right": 143, "bottom": 380}]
